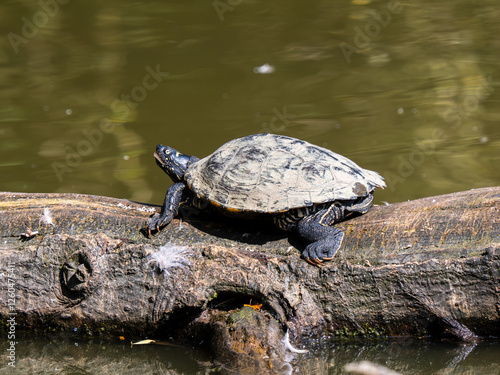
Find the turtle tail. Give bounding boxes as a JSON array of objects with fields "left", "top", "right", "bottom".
[{"left": 363, "top": 168, "right": 387, "bottom": 189}]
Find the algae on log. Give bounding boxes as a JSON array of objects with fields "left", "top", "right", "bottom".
[{"left": 0, "top": 187, "right": 499, "bottom": 366}]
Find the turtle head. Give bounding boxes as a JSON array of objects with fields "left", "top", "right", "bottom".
[{"left": 154, "top": 145, "right": 194, "bottom": 182}]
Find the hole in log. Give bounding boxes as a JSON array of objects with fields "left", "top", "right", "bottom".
[
  {"left": 155, "top": 306, "right": 205, "bottom": 338},
  {"left": 59, "top": 251, "right": 93, "bottom": 300},
  {"left": 153, "top": 291, "right": 273, "bottom": 339},
  {"left": 427, "top": 316, "right": 478, "bottom": 342},
  {"left": 207, "top": 290, "right": 264, "bottom": 312}
]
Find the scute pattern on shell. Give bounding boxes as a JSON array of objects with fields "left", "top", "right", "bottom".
[{"left": 185, "top": 133, "right": 386, "bottom": 213}]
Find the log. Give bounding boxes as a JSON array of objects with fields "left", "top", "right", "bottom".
[{"left": 1, "top": 187, "right": 499, "bottom": 372}]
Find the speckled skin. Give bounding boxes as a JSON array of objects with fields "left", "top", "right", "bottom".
[{"left": 146, "top": 134, "right": 385, "bottom": 265}]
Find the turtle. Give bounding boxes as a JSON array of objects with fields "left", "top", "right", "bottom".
[{"left": 146, "top": 133, "right": 385, "bottom": 265}]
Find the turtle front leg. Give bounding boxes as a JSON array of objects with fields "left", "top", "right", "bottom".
[
  {"left": 146, "top": 182, "right": 186, "bottom": 237},
  {"left": 297, "top": 204, "right": 346, "bottom": 266}
]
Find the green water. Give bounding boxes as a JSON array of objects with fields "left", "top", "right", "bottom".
[
  {"left": 1, "top": 0, "right": 499, "bottom": 204},
  {"left": 1, "top": 334, "right": 500, "bottom": 374},
  {"left": 1, "top": 0, "right": 499, "bottom": 373}
]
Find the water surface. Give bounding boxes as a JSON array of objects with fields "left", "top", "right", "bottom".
[{"left": 1, "top": 0, "right": 499, "bottom": 373}]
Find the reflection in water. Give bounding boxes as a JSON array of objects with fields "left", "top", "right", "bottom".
[
  {"left": 1, "top": 334, "right": 499, "bottom": 375},
  {"left": 299, "top": 339, "right": 497, "bottom": 375}
]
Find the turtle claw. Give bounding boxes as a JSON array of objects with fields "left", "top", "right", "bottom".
[
  {"left": 302, "top": 238, "right": 340, "bottom": 266},
  {"left": 305, "top": 257, "right": 323, "bottom": 267},
  {"left": 145, "top": 213, "right": 162, "bottom": 237},
  {"left": 145, "top": 224, "right": 153, "bottom": 238}
]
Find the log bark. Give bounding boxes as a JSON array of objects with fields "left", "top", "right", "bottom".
[{"left": 1, "top": 187, "right": 499, "bottom": 372}]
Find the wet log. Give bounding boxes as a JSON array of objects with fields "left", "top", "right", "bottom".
[{"left": 0, "top": 187, "right": 499, "bottom": 372}]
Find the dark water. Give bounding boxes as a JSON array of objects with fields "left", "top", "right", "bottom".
[
  {"left": 1, "top": 0, "right": 500, "bottom": 373},
  {"left": 1, "top": 0, "right": 499, "bottom": 204},
  {"left": 1, "top": 334, "right": 500, "bottom": 374}
]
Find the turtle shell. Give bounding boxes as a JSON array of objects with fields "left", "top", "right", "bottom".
[{"left": 185, "top": 133, "right": 385, "bottom": 213}]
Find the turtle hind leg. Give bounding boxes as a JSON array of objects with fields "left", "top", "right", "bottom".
[
  {"left": 348, "top": 193, "right": 374, "bottom": 214},
  {"left": 296, "top": 204, "right": 346, "bottom": 265},
  {"left": 146, "top": 182, "right": 186, "bottom": 236}
]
